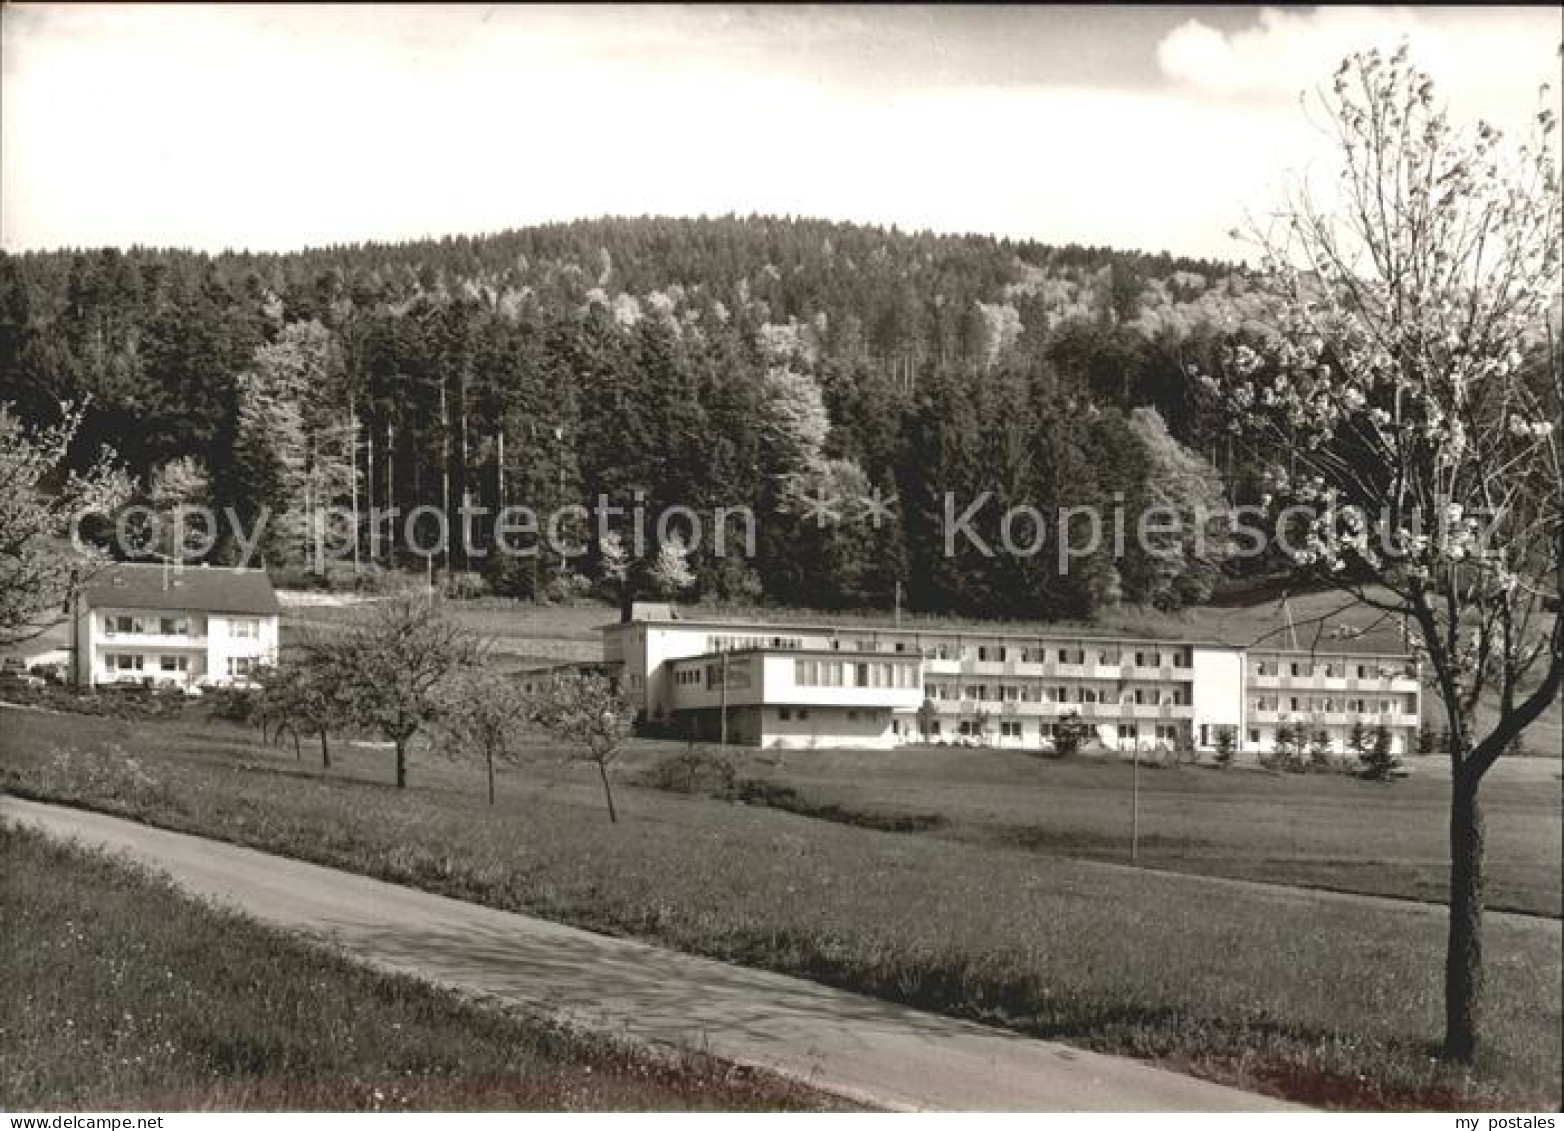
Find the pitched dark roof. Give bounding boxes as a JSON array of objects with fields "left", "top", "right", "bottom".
[{"left": 81, "top": 563, "right": 281, "bottom": 616}]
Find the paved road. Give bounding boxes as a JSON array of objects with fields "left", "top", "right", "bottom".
[{"left": 4, "top": 797, "right": 1294, "bottom": 1112}]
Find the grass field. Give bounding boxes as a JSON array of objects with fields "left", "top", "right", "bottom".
[
  {"left": 3, "top": 705, "right": 1559, "bottom": 1109},
  {"left": 0, "top": 823, "right": 836, "bottom": 1111},
  {"left": 727, "top": 744, "right": 1563, "bottom": 916}
]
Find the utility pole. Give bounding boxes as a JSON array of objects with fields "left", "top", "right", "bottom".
[
  {"left": 365, "top": 424, "right": 375, "bottom": 565},
  {"left": 439, "top": 383, "right": 451, "bottom": 577},
  {"left": 1131, "top": 735, "right": 1141, "bottom": 864},
  {"left": 719, "top": 647, "right": 729, "bottom": 750},
  {"left": 349, "top": 415, "right": 361, "bottom": 575}
]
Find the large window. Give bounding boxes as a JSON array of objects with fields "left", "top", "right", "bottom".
[
  {"left": 106, "top": 653, "right": 143, "bottom": 672},
  {"left": 794, "top": 659, "right": 845, "bottom": 687},
  {"left": 230, "top": 618, "right": 260, "bottom": 639}
]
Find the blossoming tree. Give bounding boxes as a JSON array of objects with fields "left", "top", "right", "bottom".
[{"left": 1200, "top": 45, "right": 1561, "bottom": 1063}]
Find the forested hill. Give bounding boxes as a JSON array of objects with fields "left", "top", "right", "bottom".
[{"left": 0, "top": 214, "right": 1277, "bottom": 619}]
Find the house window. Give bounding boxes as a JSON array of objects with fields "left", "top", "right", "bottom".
[
  {"left": 1249, "top": 728, "right": 1260, "bottom": 744},
  {"left": 778, "top": 707, "right": 792, "bottom": 721},
  {"left": 230, "top": 618, "right": 260, "bottom": 639},
  {"left": 1117, "top": 723, "right": 1138, "bottom": 740},
  {"left": 228, "top": 657, "right": 255, "bottom": 677},
  {"left": 159, "top": 617, "right": 189, "bottom": 636},
  {"left": 107, "top": 653, "right": 143, "bottom": 672},
  {"left": 159, "top": 655, "right": 188, "bottom": 673}
]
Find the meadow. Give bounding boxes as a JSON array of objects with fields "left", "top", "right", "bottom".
[
  {"left": 732, "top": 744, "right": 1562, "bottom": 916},
  {"left": 3, "top": 704, "right": 1559, "bottom": 1109},
  {"left": 0, "top": 822, "right": 836, "bottom": 1111}
]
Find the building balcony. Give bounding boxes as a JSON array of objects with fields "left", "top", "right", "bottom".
[
  {"left": 1121, "top": 702, "right": 1195, "bottom": 720},
  {"left": 1251, "top": 672, "right": 1419, "bottom": 693},
  {"left": 99, "top": 631, "right": 207, "bottom": 647}
]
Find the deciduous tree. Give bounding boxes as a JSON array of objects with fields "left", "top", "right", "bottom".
[
  {"left": 334, "top": 595, "right": 475, "bottom": 788},
  {"left": 1202, "top": 44, "right": 1561, "bottom": 1062},
  {"left": 532, "top": 670, "right": 635, "bottom": 822},
  {"left": 438, "top": 666, "right": 533, "bottom": 804},
  {"left": 0, "top": 402, "right": 129, "bottom": 645}
]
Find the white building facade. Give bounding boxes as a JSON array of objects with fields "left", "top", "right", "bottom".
[
  {"left": 72, "top": 564, "right": 281, "bottom": 690},
  {"left": 602, "top": 607, "right": 1420, "bottom": 756}
]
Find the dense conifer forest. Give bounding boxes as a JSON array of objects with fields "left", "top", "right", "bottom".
[{"left": 0, "top": 215, "right": 1279, "bottom": 617}]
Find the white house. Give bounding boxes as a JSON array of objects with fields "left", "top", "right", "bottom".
[
  {"left": 602, "top": 604, "right": 1421, "bottom": 756},
  {"left": 71, "top": 563, "right": 281, "bottom": 690}
]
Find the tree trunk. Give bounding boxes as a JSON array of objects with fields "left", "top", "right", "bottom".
[
  {"left": 395, "top": 737, "right": 407, "bottom": 789},
  {"left": 486, "top": 751, "right": 495, "bottom": 806},
  {"left": 1443, "top": 767, "right": 1485, "bottom": 1063},
  {"left": 595, "top": 760, "right": 617, "bottom": 824},
  {"left": 319, "top": 729, "right": 331, "bottom": 770}
]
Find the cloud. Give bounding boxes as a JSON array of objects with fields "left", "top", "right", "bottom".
[
  {"left": 1157, "top": 7, "right": 1561, "bottom": 124},
  {"left": 3, "top": 6, "right": 1554, "bottom": 261}
]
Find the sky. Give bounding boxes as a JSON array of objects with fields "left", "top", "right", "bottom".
[{"left": 2, "top": 4, "right": 1559, "bottom": 260}]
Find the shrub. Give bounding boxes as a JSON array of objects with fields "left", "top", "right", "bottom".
[
  {"left": 1212, "top": 726, "right": 1238, "bottom": 768},
  {"left": 11, "top": 743, "right": 180, "bottom": 813},
  {"left": 1265, "top": 723, "right": 1304, "bottom": 771},
  {"left": 1359, "top": 725, "right": 1399, "bottom": 782},
  {"left": 646, "top": 749, "right": 737, "bottom": 796},
  {"left": 206, "top": 683, "right": 263, "bottom": 725},
  {"left": 443, "top": 570, "right": 489, "bottom": 600},
  {"left": 1307, "top": 729, "right": 1335, "bottom": 772},
  {"left": 1049, "top": 713, "right": 1091, "bottom": 759},
  {"left": 542, "top": 568, "right": 592, "bottom": 605}
]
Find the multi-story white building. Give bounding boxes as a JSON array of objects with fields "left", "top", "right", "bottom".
[
  {"left": 71, "top": 563, "right": 281, "bottom": 690},
  {"left": 601, "top": 604, "right": 1420, "bottom": 756}
]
